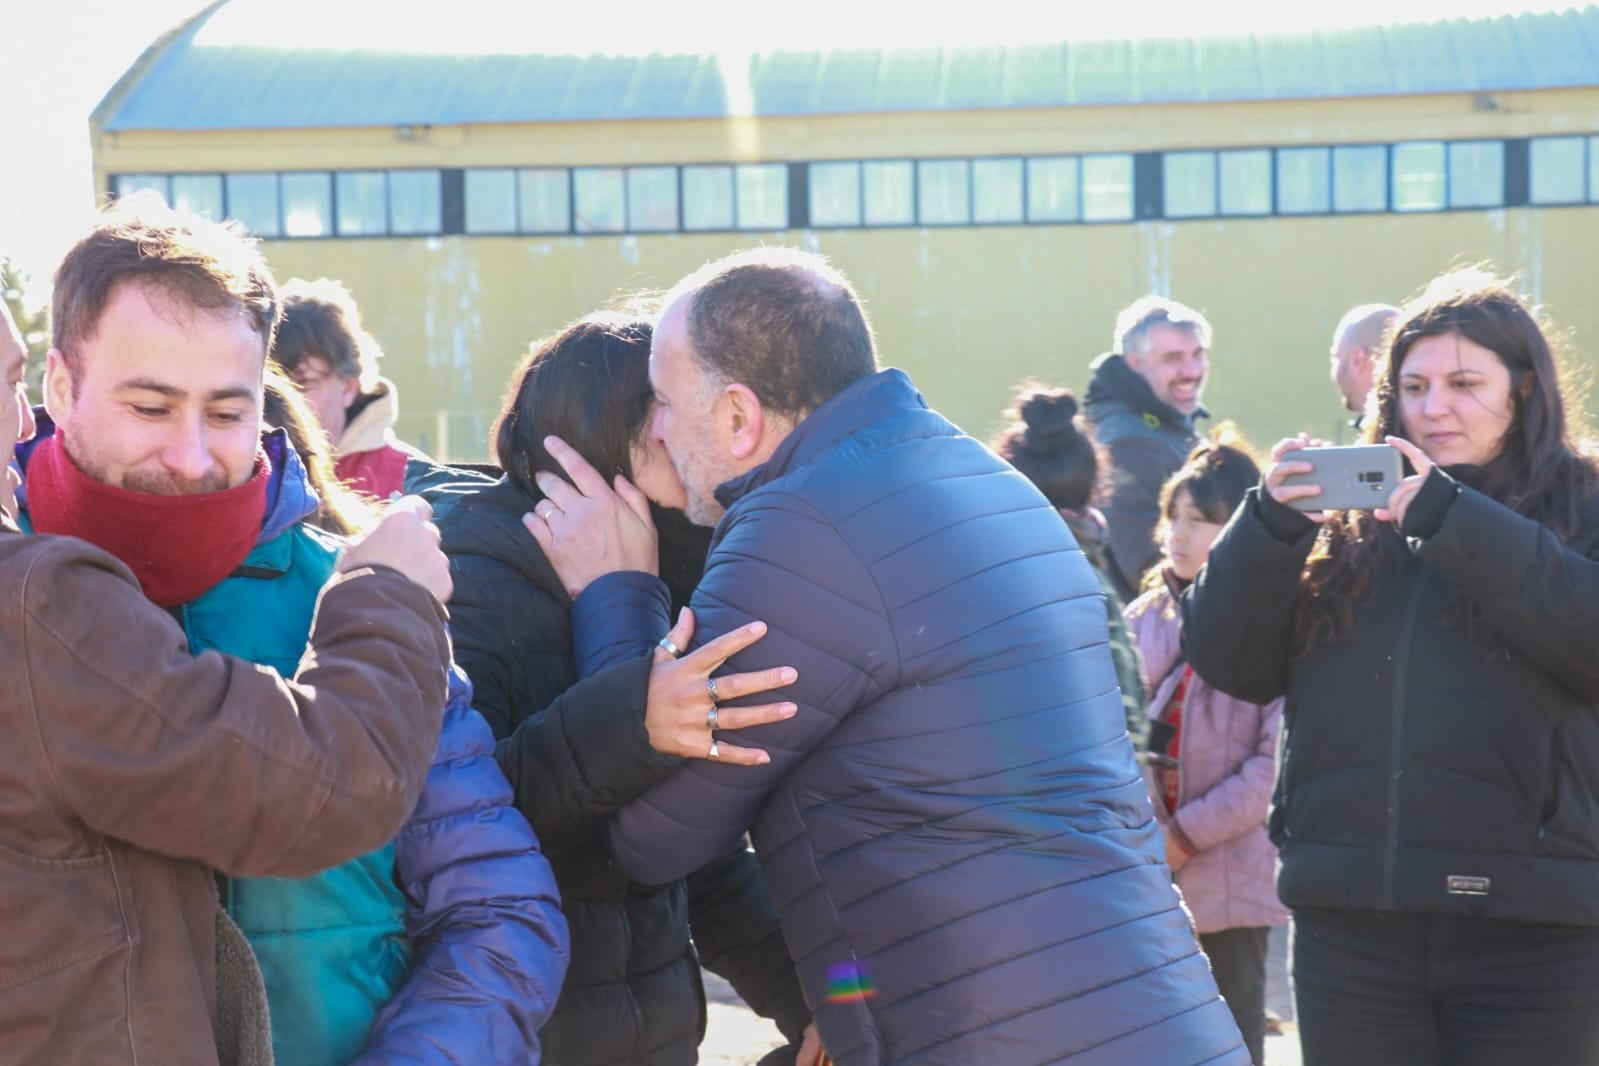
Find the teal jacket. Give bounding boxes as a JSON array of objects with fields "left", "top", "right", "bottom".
[{"left": 16, "top": 419, "right": 569, "bottom": 1065}]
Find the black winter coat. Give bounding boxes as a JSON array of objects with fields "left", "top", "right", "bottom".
[
  {"left": 405, "top": 461, "right": 809, "bottom": 1066},
  {"left": 1184, "top": 470, "right": 1599, "bottom": 925}
]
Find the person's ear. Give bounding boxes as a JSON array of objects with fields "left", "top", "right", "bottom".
[
  {"left": 43, "top": 349, "right": 74, "bottom": 425},
  {"left": 723, "top": 383, "right": 766, "bottom": 462},
  {"left": 339, "top": 374, "right": 361, "bottom": 409}
]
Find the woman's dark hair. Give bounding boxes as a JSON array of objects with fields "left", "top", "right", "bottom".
[
  {"left": 262, "top": 364, "right": 379, "bottom": 536},
  {"left": 1144, "top": 426, "right": 1260, "bottom": 590},
  {"left": 493, "top": 313, "right": 655, "bottom": 501},
  {"left": 1297, "top": 268, "right": 1599, "bottom": 651},
  {"left": 990, "top": 384, "right": 1100, "bottom": 510},
  {"left": 1161, "top": 426, "right": 1261, "bottom": 525}
]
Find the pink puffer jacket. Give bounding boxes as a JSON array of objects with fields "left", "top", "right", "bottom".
[{"left": 1126, "top": 584, "right": 1290, "bottom": 934}]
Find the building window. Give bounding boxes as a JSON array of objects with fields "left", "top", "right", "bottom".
[
  {"left": 1391, "top": 142, "right": 1445, "bottom": 212},
  {"left": 683, "top": 165, "right": 734, "bottom": 230},
  {"left": 972, "top": 158, "right": 1024, "bottom": 224},
  {"left": 1333, "top": 145, "right": 1386, "bottom": 213},
  {"left": 627, "top": 167, "right": 678, "bottom": 232},
  {"left": 1027, "top": 157, "right": 1078, "bottom": 222},
  {"left": 465, "top": 169, "right": 516, "bottom": 233},
  {"left": 226, "top": 173, "right": 281, "bottom": 237},
  {"left": 863, "top": 160, "right": 914, "bottom": 226},
  {"left": 1277, "top": 148, "right": 1330, "bottom": 214},
  {"left": 114, "top": 173, "right": 170, "bottom": 200},
  {"left": 519, "top": 169, "right": 571, "bottom": 233},
  {"left": 281, "top": 173, "right": 332, "bottom": 237},
  {"left": 390, "top": 170, "right": 442, "bottom": 234},
  {"left": 573, "top": 168, "right": 625, "bottom": 233},
  {"left": 917, "top": 159, "right": 970, "bottom": 225},
  {"left": 1530, "top": 136, "right": 1587, "bottom": 205},
  {"left": 736, "top": 164, "right": 788, "bottom": 230},
  {"left": 1164, "top": 151, "right": 1216, "bottom": 219},
  {"left": 1590, "top": 136, "right": 1599, "bottom": 202},
  {"left": 1448, "top": 141, "right": 1504, "bottom": 208},
  {"left": 1082, "top": 154, "right": 1134, "bottom": 222},
  {"left": 809, "top": 162, "right": 861, "bottom": 227},
  {"left": 170, "top": 174, "right": 223, "bottom": 220},
  {"left": 335, "top": 171, "right": 387, "bottom": 236},
  {"left": 1218, "top": 150, "right": 1271, "bottom": 216}
]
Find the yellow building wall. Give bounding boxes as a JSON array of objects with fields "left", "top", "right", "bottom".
[
  {"left": 94, "top": 86, "right": 1599, "bottom": 461},
  {"left": 256, "top": 204, "right": 1599, "bottom": 463}
]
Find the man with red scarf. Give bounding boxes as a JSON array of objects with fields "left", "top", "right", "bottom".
[{"left": 12, "top": 197, "right": 570, "bottom": 1065}]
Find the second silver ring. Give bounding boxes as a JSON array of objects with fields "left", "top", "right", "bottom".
[
  {"left": 706, "top": 676, "right": 719, "bottom": 706},
  {"left": 707, "top": 706, "right": 720, "bottom": 731}
]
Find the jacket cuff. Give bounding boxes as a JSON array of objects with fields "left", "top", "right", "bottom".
[
  {"left": 1166, "top": 817, "right": 1200, "bottom": 857},
  {"left": 571, "top": 571, "right": 672, "bottom": 679},
  {"left": 1400, "top": 467, "right": 1461, "bottom": 542},
  {"left": 1255, "top": 485, "right": 1320, "bottom": 544}
]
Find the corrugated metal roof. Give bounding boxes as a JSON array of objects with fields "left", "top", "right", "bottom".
[{"left": 99, "top": 4, "right": 1599, "bottom": 132}]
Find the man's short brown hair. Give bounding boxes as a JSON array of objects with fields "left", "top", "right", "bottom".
[
  {"left": 52, "top": 192, "right": 279, "bottom": 381},
  {"left": 270, "top": 277, "right": 383, "bottom": 394}
]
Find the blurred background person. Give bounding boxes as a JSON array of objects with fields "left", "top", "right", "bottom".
[
  {"left": 270, "top": 276, "right": 424, "bottom": 498},
  {"left": 1085, "top": 296, "right": 1213, "bottom": 601},
  {"left": 1183, "top": 269, "right": 1599, "bottom": 1066},
  {"left": 991, "top": 382, "right": 1147, "bottom": 744},
  {"left": 407, "top": 312, "right": 813, "bottom": 1066},
  {"left": 1328, "top": 303, "right": 1398, "bottom": 428},
  {"left": 1125, "top": 431, "right": 1288, "bottom": 1066},
  {"left": 262, "top": 363, "right": 379, "bottom": 535}
]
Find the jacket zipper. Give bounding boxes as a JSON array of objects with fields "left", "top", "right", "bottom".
[{"left": 1380, "top": 575, "right": 1426, "bottom": 910}]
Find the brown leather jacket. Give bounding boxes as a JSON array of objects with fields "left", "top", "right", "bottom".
[{"left": 0, "top": 517, "right": 452, "bottom": 1065}]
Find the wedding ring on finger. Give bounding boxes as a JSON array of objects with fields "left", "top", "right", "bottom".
[
  {"left": 708, "top": 739, "right": 721, "bottom": 761},
  {"left": 707, "top": 706, "right": 720, "bottom": 731},
  {"left": 657, "top": 636, "right": 684, "bottom": 658},
  {"left": 706, "top": 676, "right": 720, "bottom": 707}
]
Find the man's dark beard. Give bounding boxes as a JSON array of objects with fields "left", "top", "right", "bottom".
[
  {"left": 123, "top": 469, "right": 230, "bottom": 495},
  {"left": 650, "top": 501, "right": 714, "bottom": 615}
]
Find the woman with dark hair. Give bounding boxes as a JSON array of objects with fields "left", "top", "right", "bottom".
[
  {"left": 992, "top": 384, "right": 1147, "bottom": 742},
  {"left": 407, "top": 312, "right": 812, "bottom": 1066},
  {"left": 1183, "top": 268, "right": 1599, "bottom": 1065},
  {"left": 1125, "top": 431, "right": 1287, "bottom": 1066}
]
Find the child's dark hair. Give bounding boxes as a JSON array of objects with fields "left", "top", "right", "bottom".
[
  {"left": 990, "top": 383, "right": 1100, "bottom": 509},
  {"left": 1160, "top": 424, "right": 1261, "bottom": 526}
]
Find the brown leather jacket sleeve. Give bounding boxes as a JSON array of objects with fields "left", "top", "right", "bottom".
[{"left": 14, "top": 534, "right": 451, "bottom": 878}]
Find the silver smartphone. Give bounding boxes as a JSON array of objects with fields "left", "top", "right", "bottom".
[{"left": 1278, "top": 444, "right": 1403, "bottom": 511}]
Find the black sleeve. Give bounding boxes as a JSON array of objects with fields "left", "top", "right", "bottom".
[
  {"left": 1181, "top": 488, "right": 1318, "bottom": 704},
  {"left": 687, "top": 844, "right": 810, "bottom": 1044},
  {"left": 447, "top": 550, "right": 574, "bottom": 741},
  {"left": 1102, "top": 433, "right": 1175, "bottom": 595},
  {"left": 1408, "top": 472, "right": 1599, "bottom": 703},
  {"left": 494, "top": 655, "right": 683, "bottom": 852}
]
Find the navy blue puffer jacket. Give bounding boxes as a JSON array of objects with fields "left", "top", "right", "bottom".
[{"left": 597, "top": 370, "right": 1246, "bottom": 1065}]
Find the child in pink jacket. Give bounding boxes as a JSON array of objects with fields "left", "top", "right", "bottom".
[{"left": 1126, "top": 432, "right": 1289, "bottom": 1066}]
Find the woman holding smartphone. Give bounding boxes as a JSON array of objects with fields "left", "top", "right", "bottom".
[{"left": 1182, "top": 268, "right": 1599, "bottom": 1065}]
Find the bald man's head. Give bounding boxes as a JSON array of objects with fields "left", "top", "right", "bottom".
[{"left": 1329, "top": 303, "right": 1398, "bottom": 413}]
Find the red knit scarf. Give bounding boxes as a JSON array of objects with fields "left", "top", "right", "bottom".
[{"left": 28, "top": 433, "right": 270, "bottom": 608}]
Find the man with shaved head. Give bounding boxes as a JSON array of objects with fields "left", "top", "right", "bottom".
[{"left": 1329, "top": 303, "right": 1399, "bottom": 421}]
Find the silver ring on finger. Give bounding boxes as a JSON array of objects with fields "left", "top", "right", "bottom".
[
  {"left": 657, "top": 636, "right": 684, "bottom": 658},
  {"left": 538, "top": 500, "right": 558, "bottom": 520},
  {"left": 708, "top": 739, "right": 721, "bottom": 761},
  {"left": 706, "top": 676, "right": 719, "bottom": 707},
  {"left": 707, "top": 706, "right": 720, "bottom": 731}
]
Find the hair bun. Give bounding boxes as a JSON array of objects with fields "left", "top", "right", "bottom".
[{"left": 1018, "top": 388, "right": 1081, "bottom": 453}]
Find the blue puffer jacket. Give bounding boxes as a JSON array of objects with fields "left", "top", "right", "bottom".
[
  {"left": 593, "top": 371, "right": 1246, "bottom": 1066},
  {"left": 17, "top": 420, "right": 570, "bottom": 1065}
]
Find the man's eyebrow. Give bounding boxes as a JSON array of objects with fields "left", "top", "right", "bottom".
[
  {"left": 205, "top": 386, "right": 258, "bottom": 403},
  {"left": 113, "top": 377, "right": 186, "bottom": 398}
]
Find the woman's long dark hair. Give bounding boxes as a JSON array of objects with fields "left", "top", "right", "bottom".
[
  {"left": 493, "top": 312, "right": 656, "bottom": 502},
  {"left": 1296, "top": 268, "right": 1599, "bottom": 651},
  {"left": 491, "top": 310, "right": 712, "bottom": 609},
  {"left": 1144, "top": 426, "right": 1260, "bottom": 592}
]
